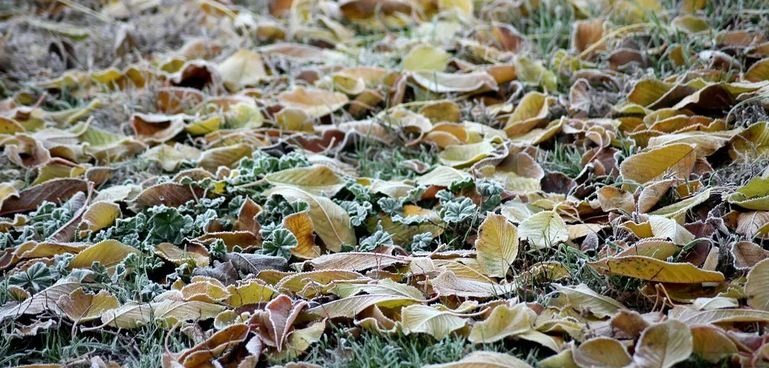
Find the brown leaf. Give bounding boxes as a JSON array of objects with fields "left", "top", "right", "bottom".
[
  {"left": 130, "top": 113, "right": 186, "bottom": 144},
  {"left": 251, "top": 294, "right": 307, "bottom": 352},
  {"left": 132, "top": 183, "right": 204, "bottom": 210},
  {"left": 731, "top": 241, "right": 769, "bottom": 269},
  {"left": 0, "top": 179, "right": 88, "bottom": 216},
  {"left": 223, "top": 252, "right": 288, "bottom": 275},
  {"left": 56, "top": 288, "right": 119, "bottom": 323},
  {"left": 571, "top": 19, "right": 605, "bottom": 57}
]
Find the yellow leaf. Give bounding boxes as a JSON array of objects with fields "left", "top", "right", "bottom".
[
  {"left": 333, "top": 278, "right": 424, "bottom": 300},
  {"left": 26, "top": 18, "right": 89, "bottom": 40},
  {"left": 282, "top": 211, "right": 322, "bottom": 259},
  {"left": 307, "top": 294, "right": 420, "bottom": 319},
  {"left": 0, "top": 116, "right": 25, "bottom": 135},
  {"left": 745, "top": 258, "right": 769, "bottom": 311},
  {"left": 434, "top": 260, "right": 495, "bottom": 283},
  {"left": 266, "top": 186, "right": 356, "bottom": 252},
  {"left": 438, "top": 0, "right": 473, "bottom": 16},
  {"left": 468, "top": 303, "right": 534, "bottom": 343},
  {"left": 430, "top": 270, "right": 515, "bottom": 298},
  {"left": 680, "top": 0, "right": 707, "bottom": 12},
  {"left": 616, "top": 239, "right": 681, "bottom": 260},
  {"left": 31, "top": 160, "right": 86, "bottom": 186},
  {"left": 227, "top": 280, "right": 277, "bottom": 307},
  {"left": 671, "top": 15, "right": 709, "bottom": 34},
  {"left": 56, "top": 288, "right": 119, "bottom": 323},
  {"left": 550, "top": 283, "right": 626, "bottom": 318},
  {"left": 198, "top": 143, "right": 253, "bottom": 172},
  {"left": 415, "top": 165, "right": 470, "bottom": 186},
  {"left": 597, "top": 186, "right": 635, "bottom": 213},
  {"left": 504, "top": 92, "right": 552, "bottom": 136},
  {"left": 745, "top": 58, "right": 769, "bottom": 82},
  {"left": 0, "top": 282, "right": 81, "bottom": 322},
  {"left": 277, "top": 87, "right": 348, "bottom": 118},
  {"left": 275, "top": 108, "right": 314, "bottom": 132},
  {"left": 181, "top": 278, "right": 230, "bottom": 303},
  {"left": 730, "top": 121, "right": 769, "bottom": 159},
  {"left": 318, "top": 71, "right": 366, "bottom": 95},
  {"left": 633, "top": 319, "right": 693, "bottom": 368},
  {"left": 669, "top": 307, "right": 769, "bottom": 325},
  {"left": 728, "top": 177, "right": 769, "bottom": 210},
  {"left": 628, "top": 79, "right": 674, "bottom": 107},
  {"left": 184, "top": 115, "right": 222, "bottom": 136},
  {"left": 425, "top": 351, "right": 532, "bottom": 368},
  {"left": 225, "top": 101, "right": 263, "bottom": 129},
  {"left": 539, "top": 349, "right": 579, "bottom": 368},
  {"left": 77, "top": 201, "right": 121, "bottom": 238},
  {"left": 277, "top": 320, "right": 326, "bottom": 359},
  {"left": 0, "top": 183, "right": 19, "bottom": 209},
  {"left": 647, "top": 131, "right": 732, "bottom": 158},
  {"left": 401, "top": 304, "right": 468, "bottom": 339},
  {"left": 217, "top": 49, "right": 268, "bottom": 91},
  {"left": 514, "top": 56, "right": 557, "bottom": 91},
  {"left": 98, "top": 300, "right": 225, "bottom": 329},
  {"left": 619, "top": 143, "right": 696, "bottom": 185},
  {"left": 573, "top": 337, "right": 632, "bottom": 368},
  {"left": 474, "top": 214, "right": 519, "bottom": 278},
  {"left": 69, "top": 239, "right": 139, "bottom": 270},
  {"left": 307, "top": 252, "right": 408, "bottom": 271},
  {"left": 275, "top": 270, "right": 367, "bottom": 298},
  {"left": 519, "top": 211, "right": 568, "bottom": 249},
  {"left": 411, "top": 71, "right": 498, "bottom": 93},
  {"left": 141, "top": 143, "right": 202, "bottom": 172},
  {"left": 420, "top": 101, "right": 462, "bottom": 123},
  {"left": 153, "top": 242, "right": 209, "bottom": 267},
  {"left": 265, "top": 165, "right": 345, "bottom": 196},
  {"left": 690, "top": 325, "right": 738, "bottom": 363},
  {"left": 590, "top": 256, "right": 725, "bottom": 283},
  {"left": 648, "top": 215, "right": 695, "bottom": 244},
  {"left": 650, "top": 189, "right": 712, "bottom": 223},
  {"left": 438, "top": 140, "right": 497, "bottom": 168},
  {"left": 402, "top": 45, "right": 451, "bottom": 72}
]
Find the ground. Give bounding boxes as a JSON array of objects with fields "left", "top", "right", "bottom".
[{"left": 1, "top": 0, "right": 769, "bottom": 367}]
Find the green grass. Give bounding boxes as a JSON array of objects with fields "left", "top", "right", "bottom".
[
  {"left": 0, "top": 320, "right": 193, "bottom": 367},
  {"left": 3, "top": 0, "right": 769, "bottom": 366},
  {"left": 352, "top": 138, "right": 438, "bottom": 180},
  {"left": 537, "top": 142, "right": 586, "bottom": 177},
  {"left": 272, "top": 326, "right": 544, "bottom": 368}
]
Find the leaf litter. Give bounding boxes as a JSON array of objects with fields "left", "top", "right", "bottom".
[{"left": 1, "top": 0, "right": 769, "bottom": 367}]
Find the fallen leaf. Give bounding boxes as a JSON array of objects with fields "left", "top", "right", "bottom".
[
  {"left": 573, "top": 337, "right": 632, "bottom": 368},
  {"left": 401, "top": 304, "right": 467, "bottom": 339},
  {"left": 468, "top": 303, "right": 534, "bottom": 343},
  {"left": 278, "top": 87, "right": 349, "bottom": 119},
  {"left": 69, "top": 240, "right": 140, "bottom": 270},
  {"left": 632, "top": 319, "right": 693, "bottom": 368},
  {"left": 98, "top": 299, "right": 225, "bottom": 329},
  {"left": 218, "top": 49, "right": 268, "bottom": 91},
  {"left": 619, "top": 143, "right": 697, "bottom": 185},
  {"left": 57, "top": 288, "right": 119, "bottom": 323},
  {"left": 402, "top": 45, "right": 451, "bottom": 72},
  {"left": 266, "top": 186, "right": 356, "bottom": 252},
  {"left": 745, "top": 258, "right": 769, "bottom": 311},
  {"left": 519, "top": 211, "right": 569, "bottom": 249},
  {"left": 265, "top": 165, "right": 346, "bottom": 196},
  {"left": 424, "top": 351, "right": 532, "bottom": 368},
  {"left": 590, "top": 256, "right": 725, "bottom": 283},
  {"left": 474, "top": 214, "right": 519, "bottom": 278}
]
